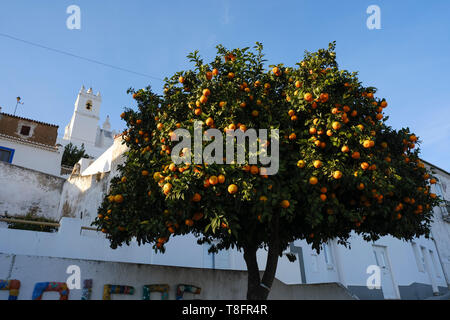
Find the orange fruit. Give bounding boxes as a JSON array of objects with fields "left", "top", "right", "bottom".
[
  {"left": 309, "top": 176, "right": 318, "bottom": 185},
  {"left": 272, "top": 67, "right": 281, "bottom": 75},
  {"left": 192, "top": 193, "right": 202, "bottom": 202},
  {"left": 288, "top": 110, "right": 295, "bottom": 116},
  {"left": 281, "top": 200, "right": 290, "bottom": 208},
  {"left": 205, "top": 117, "right": 214, "bottom": 127},
  {"left": 363, "top": 140, "right": 372, "bottom": 148},
  {"left": 218, "top": 174, "right": 225, "bottom": 184},
  {"left": 178, "top": 76, "right": 185, "bottom": 83},
  {"left": 185, "top": 219, "right": 194, "bottom": 227},
  {"left": 320, "top": 187, "right": 327, "bottom": 193},
  {"left": 200, "top": 95, "right": 208, "bottom": 104},
  {"left": 357, "top": 183, "right": 365, "bottom": 191},
  {"left": 114, "top": 194, "right": 124, "bottom": 203},
  {"left": 295, "top": 80, "right": 302, "bottom": 88},
  {"left": 430, "top": 178, "right": 437, "bottom": 184},
  {"left": 361, "top": 162, "right": 369, "bottom": 170},
  {"left": 228, "top": 184, "right": 238, "bottom": 194},
  {"left": 351, "top": 110, "right": 357, "bottom": 117},
  {"left": 341, "top": 146, "right": 350, "bottom": 153},
  {"left": 320, "top": 194, "right": 327, "bottom": 202},
  {"left": 202, "top": 88, "right": 211, "bottom": 97},
  {"left": 121, "top": 177, "right": 127, "bottom": 183},
  {"left": 313, "top": 160, "right": 322, "bottom": 168},
  {"left": 163, "top": 183, "right": 172, "bottom": 195},
  {"left": 289, "top": 133, "right": 297, "bottom": 140},
  {"left": 250, "top": 165, "right": 259, "bottom": 175},
  {"left": 212, "top": 68, "right": 219, "bottom": 76},
  {"left": 194, "top": 108, "right": 202, "bottom": 116},
  {"left": 319, "top": 93, "right": 329, "bottom": 103},
  {"left": 228, "top": 72, "right": 235, "bottom": 79},
  {"left": 157, "top": 123, "right": 164, "bottom": 130},
  {"left": 380, "top": 101, "right": 388, "bottom": 108},
  {"left": 332, "top": 122, "right": 341, "bottom": 130},
  {"left": 206, "top": 72, "right": 213, "bottom": 80},
  {"left": 297, "top": 160, "right": 306, "bottom": 168},
  {"left": 309, "top": 127, "right": 317, "bottom": 135},
  {"left": 304, "top": 93, "right": 313, "bottom": 102},
  {"left": 142, "top": 170, "right": 149, "bottom": 176},
  {"left": 208, "top": 176, "right": 218, "bottom": 185},
  {"left": 333, "top": 171, "right": 343, "bottom": 179}
]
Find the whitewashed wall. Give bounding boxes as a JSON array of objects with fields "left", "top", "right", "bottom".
[
  {"left": 0, "top": 136, "right": 63, "bottom": 176},
  {"left": 0, "top": 161, "right": 65, "bottom": 220},
  {"left": 426, "top": 162, "right": 450, "bottom": 287},
  {"left": 0, "top": 253, "right": 354, "bottom": 300}
]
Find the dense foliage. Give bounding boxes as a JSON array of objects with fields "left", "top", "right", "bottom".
[
  {"left": 92, "top": 42, "right": 441, "bottom": 297},
  {"left": 61, "top": 143, "right": 90, "bottom": 167}
]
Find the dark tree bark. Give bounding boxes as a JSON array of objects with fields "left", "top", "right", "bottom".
[{"left": 243, "top": 212, "right": 281, "bottom": 300}]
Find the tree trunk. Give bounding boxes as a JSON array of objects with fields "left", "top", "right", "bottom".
[{"left": 243, "top": 212, "right": 280, "bottom": 300}]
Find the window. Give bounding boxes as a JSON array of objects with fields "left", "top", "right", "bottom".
[
  {"left": 323, "top": 243, "right": 334, "bottom": 269},
  {"left": 85, "top": 101, "right": 93, "bottom": 110},
  {"left": 0, "top": 147, "right": 14, "bottom": 163},
  {"left": 20, "top": 125, "right": 31, "bottom": 136}
]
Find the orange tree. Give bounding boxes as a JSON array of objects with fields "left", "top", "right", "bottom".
[{"left": 93, "top": 42, "right": 441, "bottom": 300}]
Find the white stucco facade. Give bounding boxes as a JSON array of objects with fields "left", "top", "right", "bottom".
[{"left": 0, "top": 134, "right": 63, "bottom": 177}]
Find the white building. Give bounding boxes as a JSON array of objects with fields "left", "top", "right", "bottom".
[
  {"left": 0, "top": 107, "right": 63, "bottom": 176},
  {"left": 58, "top": 86, "right": 115, "bottom": 159}
]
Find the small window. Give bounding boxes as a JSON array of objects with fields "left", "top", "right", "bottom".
[
  {"left": 0, "top": 147, "right": 14, "bottom": 163},
  {"left": 86, "top": 101, "right": 93, "bottom": 110},
  {"left": 20, "top": 125, "right": 31, "bottom": 136},
  {"left": 323, "top": 243, "right": 334, "bottom": 268}
]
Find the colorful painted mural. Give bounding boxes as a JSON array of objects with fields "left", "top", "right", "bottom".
[
  {"left": 32, "top": 282, "right": 69, "bottom": 300},
  {"left": 81, "top": 279, "right": 93, "bottom": 300},
  {"left": 1, "top": 279, "right": 201, "bottom": 300},
  {"left": 102, "top": 284, "right": 135, "bottom": 300},
  {"left": 0, "top": 280, "right": 20, "bottom": 300},
  {"left": 176, "top": 284, "right": 201, "bottom": 300},
  {"left": 142, "top": 284, "right": 170, "bottom": 300}
]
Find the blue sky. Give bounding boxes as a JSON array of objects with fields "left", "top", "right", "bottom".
[{"left": 0, "top": 0, "right": 449, "bottom": 171}]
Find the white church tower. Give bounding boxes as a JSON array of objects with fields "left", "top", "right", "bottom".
[{"left": 59, "top": 86, "right": 115, "bottom": 159}]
